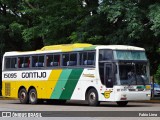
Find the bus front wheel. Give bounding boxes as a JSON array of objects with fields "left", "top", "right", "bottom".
[
  {"left": 116, "top": 101, "right": 128, "bottom": 107},
  {"left": 29, "top": 88, "right": 38, "bottom": 104},
  {"left": 18, "top": 88, "right": 29, "bottom": 104},
  {"left": 87, "top": 88, "right": 100, "bottom": 106}
]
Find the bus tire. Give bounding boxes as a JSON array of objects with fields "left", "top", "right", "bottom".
[
  {"left": 18, "top": 88, "right": 29, "bottom": 104},
  {"left": 116, "top": 101, "right": 128, "bottom": 107},
  {"left": 29, "top": 88, "right": 38, "bottom": 104},
  {"left": 87, "top": 88, "right": 100, "bottom": 106}
]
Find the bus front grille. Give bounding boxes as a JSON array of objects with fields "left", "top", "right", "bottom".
[
  {"left": 128, "top": 89, "right": 136, "bottom": 91},
  {"left": 5, "top": 83, "right": 11, "bottom": 96}
]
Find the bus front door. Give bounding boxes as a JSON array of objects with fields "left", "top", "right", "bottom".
[{"left": 104, "top": 63, "right": 113, "bottom": 88}]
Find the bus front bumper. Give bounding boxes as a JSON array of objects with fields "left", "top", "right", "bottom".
[{"left": 114, "top": 91, "right": 151, "bottom": 101}]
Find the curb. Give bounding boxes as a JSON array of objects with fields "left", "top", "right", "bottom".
[
  {"left": 132, "top": 100, "right": 160, "bottom": 103},
  {"left": 0, "top": 96, "right": 17, "bottom": 100}
]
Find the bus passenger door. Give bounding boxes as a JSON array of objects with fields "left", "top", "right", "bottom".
[{"left": 104, "top": 63, "right": 113, "bottom": 88}]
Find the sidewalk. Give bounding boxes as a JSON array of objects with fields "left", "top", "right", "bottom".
[{"left": 131, "top": 97, "right": 160, "bottom": 103}]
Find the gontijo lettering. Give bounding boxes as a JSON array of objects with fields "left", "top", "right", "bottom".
[{"left": 22, "top": 72, "right": 46, "bottom": 78}]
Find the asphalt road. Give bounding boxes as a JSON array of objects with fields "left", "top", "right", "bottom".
[{"left": 0, "top": 100, "right": 160, "bottom": 120}]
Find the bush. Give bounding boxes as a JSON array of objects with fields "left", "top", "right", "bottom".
[{"left": 155, "top": 64, "right": 160, "bottom": 85}]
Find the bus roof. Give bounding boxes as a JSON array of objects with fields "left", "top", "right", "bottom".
[
  {"left": 3, "top": 43, "right": 145, "bottom": 56},
  {"left": 96, "top": 45, "right": 145, "bottom": 51}
]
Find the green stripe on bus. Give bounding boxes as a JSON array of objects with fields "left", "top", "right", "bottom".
[
  {"left": 59, "top": 69, "right": 83, "bottom": 100},
  {"left": 50, "top": 69, "right": 72, "bottom": 99}
]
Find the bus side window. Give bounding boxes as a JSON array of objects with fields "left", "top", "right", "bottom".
[
  {"left": 99, "top": 50, "right": 113, "bottom": 60},
  {"left": 68, "top": 53, "right": 77, "bottom": 66},
  {"left": 46, "top": 55, "right": 53, "bottom": 67},
  {"left": 5, "top": 58, "right": 11, "bottom": 69},
  {"left": 54, "top": 55, "right": 60, "bottom": 66},
  {"left": 62, "top": 54, "right": 69, "bottom": 66},
  {"left": 37, "top": 56, "right": 44, "bottom": 67},
  {"left": 27, "top": 57, "right": 30, "bottom": 67},
  {"left": 5, "top": 57, "right": 17, "bottom": 69},
  {"left": 24, "top": 57, "right": 30, "bottom": 68},
  {"left": 87, "top": 52, "right": 95, "bottom": 65},
  {"left": 46, "top": 54, "right": 60, "bottom": 67},
  {"left": 18, "top": 57, "right": 30, "bottom": 68},
  {"left": 10, "top": 58, "right": 17, "bottom": 68},
  {"left": 32, "top": 56, "right": 37, "bottom": 67},
  {"left": 80, "top": 52, "right": 87, "bottom": 65},
  {"left": 80, "top": 52, "right": 95, "bottom": 66},
  {"left": 32, "top": 56, "right": 44, "bottom": 67},
  {"left": 18, "top": 57, "right": 23, "bottom": 68}
]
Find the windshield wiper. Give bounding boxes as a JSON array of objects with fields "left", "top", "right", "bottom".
[
  {"left": 128, "top": 73, "right": 136, "bottom": 86},
  {"left": 139, "top": 75, "right": 146, "bottom": 86}
]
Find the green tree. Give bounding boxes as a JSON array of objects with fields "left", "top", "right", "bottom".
[
  {"left": 0, "top": 0, "right": 160, "bottom": 77},
  {"left": 69, "top": 0, "right": 160, "bottom": 75}
]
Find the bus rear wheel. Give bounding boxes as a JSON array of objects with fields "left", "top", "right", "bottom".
[
  {"left": 29, "top": 88, "right": 38, "bottom": 104},
  {"left": 18, "top": 88, "right": 29, "bottom": 104},
  {"left": 116, "top": 101, "right": 128, "bottom": 107},
  {"left": 87, "top": 88, "right": 100, "bottom": 106}
]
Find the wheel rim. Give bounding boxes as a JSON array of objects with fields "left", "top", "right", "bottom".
[
  {"left": 30, "top": 92, "right": 36, "bottom": 102},
  {"left": 89, "top": 92, "right": 96, "bottom": 102},
  {"left": 20, "top": 92, "right": 26, "bottom": 100}
]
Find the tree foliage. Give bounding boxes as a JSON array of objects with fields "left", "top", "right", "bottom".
[
  {"left": 0, "top": 0, "right": 160, "bottom": 77},
  {"left": 155, "top": 64, "right": 160, "bottom": 84}
]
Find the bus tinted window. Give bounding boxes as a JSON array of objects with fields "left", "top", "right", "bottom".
[
  {"left": 62, "top": 54, "right": 69, "bottom": 66},
  {"left": 69, "top": 53, "right": 77, "bottom": 66},
  {"left": 99, "top": 50, "right": 113, "bottom": 60},
  {"left": 46, "top": 54, "right": 60, "bottom": 67},
  {"left": 62, "top": 53, "right": 77, "bottom": 66},
  {"left": 80, "top": 52, "right": 95, "bottom": 65},
  {"left": 32, "top": 56, "right": 44, "bottom": 67},
  {"left": 18, "top": 57, "right": 30, "bottom": 68},
  {"left": 5, "top": 57, "right": 17, "bottom": 69},
  {"left": 46, "top": 55, "right": 53, "bottom": 67},
  {"left": 5, "top": 58, "right": 11, "bottom": 69},
  {"left": 54, "top": 55, "right": 60, "bottom": 66}
]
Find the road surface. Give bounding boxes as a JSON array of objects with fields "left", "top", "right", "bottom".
[{"left": 0, "top": 100, "right": 160, "bottom": 120}]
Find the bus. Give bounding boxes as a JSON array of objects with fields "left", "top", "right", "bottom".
[{"left": 1, "top": 43, "right": 151, "bottom": 106}]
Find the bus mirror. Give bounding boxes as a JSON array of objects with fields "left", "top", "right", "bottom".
[{"left": 113, "top": 64, "right": 117, "bottom": 74}]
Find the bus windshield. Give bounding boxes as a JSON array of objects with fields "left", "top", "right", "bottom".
[
  {"left": 118, "top": 62, "right": 149, "bottom": 85},
  {"left": 114, "top": 50, "right": 147, "bottom": 60}
]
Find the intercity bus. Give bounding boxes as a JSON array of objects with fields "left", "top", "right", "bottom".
[{"left": 2, "top": 43, "right": 151, "bottom": 106}]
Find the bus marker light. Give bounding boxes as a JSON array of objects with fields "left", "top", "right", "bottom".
[
  {"left": 121, "top": 94, "right": 127, "bottom": 100},
  {"left": 121, "top": 98, "right": 127, "bottom": 100},
  {"left": 146, "top": 94, "right": 151, "bottom": 97},
  {"left": 145, "top": 85, "right": 151, "bottom": 90}
]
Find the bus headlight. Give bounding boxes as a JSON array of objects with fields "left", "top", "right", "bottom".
[{"left": 146, "top": 94, "right": 151, "bottom": 97}]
